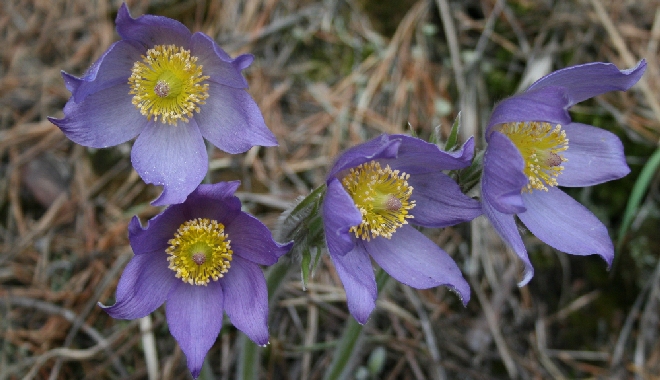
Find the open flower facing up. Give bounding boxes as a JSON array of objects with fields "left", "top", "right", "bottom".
[
  {"left": 101, "top": 182, "right": 291, "bottom": 378},
  {"left": 481, "top": 60, "right": 646, "bottom": 286},
  {"left": 49, "top": 4, "right": 277, "bottom": 205},
  {"left": 322, "top": 134, "right": 482, "bottom": 324}
]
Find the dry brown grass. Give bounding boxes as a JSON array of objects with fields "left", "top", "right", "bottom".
[{"left": 1, "top": 0, "right": 659, "bottom": 379}]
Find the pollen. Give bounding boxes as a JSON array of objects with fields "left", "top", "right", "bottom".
[
  {"left": 341, "top": 161, "right": 415, "bottom": 241},
  {"left": 128, "top": 45, "right": 210, "bottom": 125},
  {"left": 499, "top": 121, "right": 569, "bottom": 192},
  {"left": 166, "top": 218, "right": 233, "bottom": 286}
]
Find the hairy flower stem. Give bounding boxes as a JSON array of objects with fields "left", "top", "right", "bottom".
[{"left": 323, "top": 269, "right": 390, "bottom": 380}]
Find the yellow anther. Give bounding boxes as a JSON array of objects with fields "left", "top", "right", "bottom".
[
  {"left": 341, "top": 161, "right": 415, "bottom": 241},
  {"left": 166, "top": 218, "right": 232, "bottom": 286},
  {"left": 499, "top": 121, "right": 569, "bottom": 192},
  {"left": 129, "top": 45, "right": 209, "bottom": 125}
]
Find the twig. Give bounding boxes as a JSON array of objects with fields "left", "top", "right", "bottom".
[
  {"left": 402, "top": 287, "right": 446, "bottom": 380},
  {"left": 611, "top": 273, "right": 652, "bottom": 367},
  {"left": 534, "top": 318, "right": 567, "bottom": 380},
  {"left": 435, "top": 0, "right": 465, "bottom": 96},
  {"left": 0, "top": 297, "right": 135, "bottom": 378},
  {"left": 647, "top": 7, "right": 660, "bottom": 58},
  {"left": 0, "top": 296, "right": 107, "bottom": 346},
  {"left": 546, "top": 290, "right": 601, "bottom": 323},
  {"left": 471, "top": 281, "right": 518, "bottom": 379},
  {"left": 141, "top": 315, "right": 159, "bottom": 380},
  {"left": 218, "top": 4, "right": 323, "bottom": 49},
  {"left": 465, "top": 0, "right": 506, "bottom": 74},
  {"left": 634, "top": 256, "right": 660, "bottom": 379},
  {"left": 1, "top": 192, "right": 70, "bottom": 265},
  {"left": 18, "top": 320, "right": 139, "bottom": 380},
  {"left": 590, "top": 0, "right": 660, "bottom": 135},
  {"left": 48, "top": 248, "right": 132, "bottom": 380}
]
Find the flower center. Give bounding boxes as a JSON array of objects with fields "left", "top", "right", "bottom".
[
  {"left": 166, "top": 218, "right": 232, "bottom": 286},
  {"left": 499, "top": 121, "right": 569, "bottom": 192},
  {"left": 128, "top": 45, "right": 210, "bottom": 125},
  {"left": 341, "top": 161, "right": 415, "bottom": 241}
]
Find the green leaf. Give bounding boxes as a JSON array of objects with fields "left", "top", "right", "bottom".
[
  {"left": 277, "top": 184, "right": 326, "bottom": 243},
  {"left": 457, "top": 149, "right": 484, "bottom": 194},
  {"left": 444, "top": 111, "right": 461, "bottom": 151},
  {"left": 311, "top": 246, "right": 323, "bottom": 274},
  {"left": 273, "top": 185, "right": 327, "bottom": 292},
  {"left": 367, "top": 346, "right": 387, "bottom": 375},
  {"left": 301, "top": 247, "right": 311, "bottom": 291}
]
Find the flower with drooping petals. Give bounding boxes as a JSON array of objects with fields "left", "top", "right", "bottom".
[
  {"left": 481, "top": 60, "right": 647, "bottom": 286},
  {"left": 101, "top": 181, "right": 291, "bottom": 378},
  {"left": 322, "top": 134, "right": 482, "bottom": 324},
  {"left": 49, "top": 4, "right": 277, "bottom": 205}
]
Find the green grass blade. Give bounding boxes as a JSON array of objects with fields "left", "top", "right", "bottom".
[{"left": 616, "top": 146, "right": 660, "bottom": 254}]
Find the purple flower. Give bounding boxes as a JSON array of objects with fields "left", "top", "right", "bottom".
[
  {"left": 100, "top": 181, "right": 291, "bottom": 378},
  {"left": 48, "top": 4, "right": 277, "bottom": 206},
  {"left": 481, "top": 61, "right": 647, "bottom": 286},
  {"left": 322, "top": 134, "right": 482, "bottom": 323}
]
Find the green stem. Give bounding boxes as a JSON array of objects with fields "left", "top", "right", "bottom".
[
  {"left": 237, "top": 338, "right": 259, "bottom": 380},
  {"left": 323, "top": 270, "right": 390, "bottom": 380}
]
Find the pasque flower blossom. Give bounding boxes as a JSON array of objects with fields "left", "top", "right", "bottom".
[
  {"left": 481, "top": 60, "right": 646, "bottom": 286},
  {"left": 49, "top": 4, "right": 277, "bottom": 205},
  {"left": 322, "top": 134, "right": 482, "bottom": 323},
  {"left": 101, "top": 181, "right": 291, "bottom": 378}
]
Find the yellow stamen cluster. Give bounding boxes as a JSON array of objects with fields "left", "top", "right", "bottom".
[
  {"left": 341, "top": 161, "right": 415, "bottom": 241},
  {"left": 166, "top": 218, "right": 232, "bottom": 286},
  {"left": 128, "top": 45, "right": 209, "bottom": 125},
  {"left": 499, "top": 121, "right": 569, "bottom": 192}
]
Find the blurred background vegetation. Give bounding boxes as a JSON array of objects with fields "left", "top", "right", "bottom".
[{"left": 1, "top": 0, "right": 659, "bottom": 378}]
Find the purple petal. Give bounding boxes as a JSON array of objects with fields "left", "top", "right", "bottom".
[
  {"left": 226, "top": 212, "right": 292, "bottom": 265},
  {"left": 233, "top": 55, "right": 254, "bottom": 71},
  {"left": 518, "top": 187, "right": 614, "bottom": 266},
  {"left": 62, "top": 71, "right": 81, "bottom": 94},
  {"left": 115, "top": 3, "right": 192, "bottom": 49},
  {"left": 385, "top": 135, "right": 475, "bottom": 174},
  {"left": 193, "top": 181, "right": 241, "bottom": 199},
  {"left": 486, "top": 86, "right": 571, "bottom": 134},
  {"left": 131, "top": 119, "right": 207, "bottom": 206},
  {"left": 482, "top": 198, "right": 534, "bottom": 286},
  {"left": 219, "top": 256, "right": 269, "bottom": 345},
  {"left": 322, "top": 178, "right": 362, "bottom": 257},
  {"left": 128, "top": 211, "right": 185, "bottom": 256},
  {"left": 195, "top": 83, "right": 277, "bottom": 154},
  {"left": 183, "top": 182, "right": 243, "bottom": 225},
  {"left": 528, "top": 60, "right": 647, "bottom": 106},
  {"left": 482, "top": 132, "right": 527, "bottom": 214},
  {"left": 66, "top": 40, "right": 143, "bottom": 103},
  {"left": 166, "top": 282, "right": 224, "bottom": 379},
  {"left": 327, "top": 135, "right": 401, "bottom": 179},
  {"left": 366, "top": 226, "right": 470, "bottom": 304},
  {"left": 329, "top": 244, "right": 377, "bottom": 324},
  {"left": 190, "top": 33, "right": 250, "bottom": 88},
  {"left": 408, "top": 171, "right": 482, "bottom": 227},
  {"left": 48, "top": 83, "right": 146, "bottom": 148},
  {"left": 557, "top": 123, "right": 630, "bottom": 187},
  {"left": 100, "top": 252, "right": 176, "bottom": 319}
]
